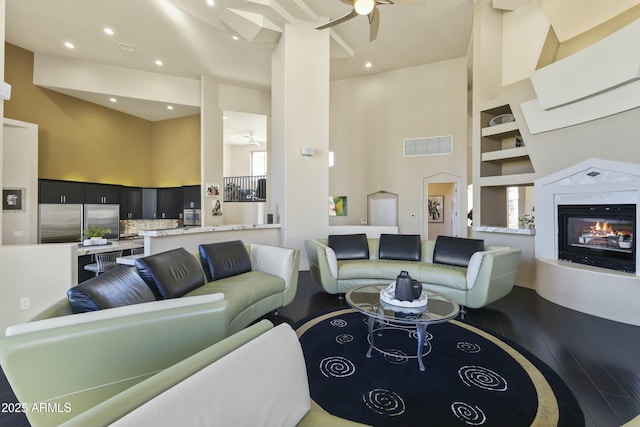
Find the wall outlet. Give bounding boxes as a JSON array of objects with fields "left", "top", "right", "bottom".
[
  {"left": 360, "top": 219, "right": 367, "bottom": 225},
  {"left": 20, "top": 297, "right": 30, "bottom": 310},
  {"left": 13, "top": 230, "right": 24, "bottom": 237}
]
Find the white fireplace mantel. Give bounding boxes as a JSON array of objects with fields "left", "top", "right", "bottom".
[{"left": 534, "top": 158, "right": 640, "bottom": 326}]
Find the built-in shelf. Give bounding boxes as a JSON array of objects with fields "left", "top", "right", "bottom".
[
  {"left": 481, "top": 121, "right": 519, "bottom": 138},
  {"left": 479, "top": 104, "right": 534, "bottom": 179},
  {"left": 478, "top": 173, "right": 538, "bottom": 187},
  {"left": 476, "top": 102, "right": 536, "bottom": 229},
  {"left": 481, "top": 146, "right": 529, "bottom": 162}
]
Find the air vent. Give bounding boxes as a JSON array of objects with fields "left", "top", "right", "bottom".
[
  {"left": 403, "top": 135, "right": 452, "bottom": 157},
  {"left": 118, "top": 42, "right": 135, "bottom": 53}
]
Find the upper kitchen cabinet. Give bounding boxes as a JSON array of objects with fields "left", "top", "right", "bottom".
[
  {"left": 85, "top": 183, "right": 121, "bottom": 204},
  {"left": 38, "top": 179, "right": 85, "bottom": 204},
  {"left": 156, "top": 187, "right": 183, "bottom": 219},
  {"left": 120, "top": 186, "right": 142, "bottom": 219},
  {"left": 182, "top": 185, "right": 201, "bottom": 209},
  {"left": 141, "top": 188, "right": 157, "bottom": 219}
]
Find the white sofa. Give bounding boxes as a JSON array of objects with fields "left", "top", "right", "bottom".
[
  {"left": 305, "top": 234, "right": 521, "bottom": 309},
  {"left": 1, "top": 297, "right": 369, "bottom": 427}
]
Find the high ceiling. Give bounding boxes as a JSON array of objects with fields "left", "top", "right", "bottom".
[{"left": 5, "top": 0, "right": 474, "bottom": 121}]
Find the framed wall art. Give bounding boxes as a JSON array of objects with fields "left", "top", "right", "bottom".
[
  {"left": 329, "top": 196, "right": 347, "bottom": 216},
  {"left": 3, "top": 188, "right": 25, "bottom": 213},
  {"left": 427, "top": 195, "right": 444, "bottom": 223},
  {"left": 206, "top": 183, "right": 220, "bottom": 197}
]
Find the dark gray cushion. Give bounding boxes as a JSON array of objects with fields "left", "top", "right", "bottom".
[
  {"left": 199, "top": 240, "right": 252, "bottom": 282},
  {"left": 432, "top": 235, "right": 485, "bottom": 267},
  {"left": 379, "top": 234, "right": 422, "bottom": 261},
  {"left": 134, "top": 248, "right": 205, "bottom": 299},
  {"left": 67, "top": 266, "right": 156, "bottom": 313},
  {"left": 328, "top": 233, "right": 370, "bottom": 260}
]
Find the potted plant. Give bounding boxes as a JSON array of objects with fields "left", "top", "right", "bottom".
[{"left": 84, "top": 226, "right": 111, "bottom": 245}]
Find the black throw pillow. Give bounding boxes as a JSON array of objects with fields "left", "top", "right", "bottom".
[
  {"left": 67, "top": 266, "right": 156, "bottom": 313},
  {"left": 134, "top": 247, "right": 205, "bottom": 299},
  {"left": 328, "top": 234, "right": 370, "bottom": 260},
  {"left": 378, "top": 234, "right": 422, "bottom": 261},
  {"left": 432, "top": 235, "right": 485, "bottom": 267},
  {"left": 199, "top": 240, "right": 252, "bottom": 282}
]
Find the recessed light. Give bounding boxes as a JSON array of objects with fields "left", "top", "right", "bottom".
[
  {"left": 206, "top": 0, "right": 215, "bottom": 5},
  {"left": 109, "top": 97, "right": 117, "bottom": 103},
  {"left": 104, "top": 27, "right": 114, "bottom": 36},
  {"left": 155, "top": 59, "right": 163, "bottom": 66},
  {"left": 365, "top": 62, "right": 372, "bottom": 68},
  {"left": 232, "top": 35, "right": 239, "bottom": 41},
  {"left": 167, "top": 105, "right": 174, "bottom": 110},
  {"left": 64, "top": 41, "right": 75, "bottom": 49}
]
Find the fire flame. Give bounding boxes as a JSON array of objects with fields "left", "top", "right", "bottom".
[
  {"left": 589, "top": 221, "right": 632, "bottom": 239},
  {"left": 593, "top": 222, "right": 613, "bottom": 234}
]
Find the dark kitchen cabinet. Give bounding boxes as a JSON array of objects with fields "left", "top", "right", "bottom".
[
  {"left": 142, "top": 188, "right": 157, "bottom": 219},
  {"left": 38, "top": 179, "right": 85, "bottom": 204},
  {"left": 156, "top": 187, "right": 183, "bottom": 219},
  {"left": 182, "top": 185, "right": 201, "bottom": 209},
  {"left": 84, "top": 183, "right": 121, "bottom": 204},
  {"left": 120, "top": 186, "right": 142, "bottom": 219}
]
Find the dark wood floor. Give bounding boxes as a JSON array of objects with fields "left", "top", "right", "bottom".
[
  {"left": 2, "top": 272, "right": 639, "bottom": 427},
  {"left": 264, "top": 273, "right": 640, "bottom": 427}
]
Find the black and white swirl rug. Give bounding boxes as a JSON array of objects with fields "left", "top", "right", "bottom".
[{"left": 296, "top": 309, "right": 583, "bottom": 427}]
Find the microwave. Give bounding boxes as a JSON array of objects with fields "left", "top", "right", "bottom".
[{"left": 183, "top": 208, "right": 201, "bottom": 226}]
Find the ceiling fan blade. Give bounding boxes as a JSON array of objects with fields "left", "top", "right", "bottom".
[
  {"left": 368, "top": 7, "right": 380, "bottom": 41},
  {"left": 388, "top": 0, "right": 425, "bottom": 4},
  {"left": 339, "top": 0, "right": 353, "bottom": 5},
  {"left": 317, "top": 9, "right": 359, "bottom": 30}
]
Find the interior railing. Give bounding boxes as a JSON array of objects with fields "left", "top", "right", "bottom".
[{"left": 223, "top": 175, "right": 266, "bottom": 202}]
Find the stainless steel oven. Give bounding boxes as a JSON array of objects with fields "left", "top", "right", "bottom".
[{"left": 183, "top": 209, "right": 201, "bottom": 226}]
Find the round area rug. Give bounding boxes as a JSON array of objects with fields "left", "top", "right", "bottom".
[{"left": 296, "top": 309, "right": 584, "bottom": 427}]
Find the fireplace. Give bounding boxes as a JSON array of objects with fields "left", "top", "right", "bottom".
[{"left": 558, "top": 204, "right": 636, "bottom": 273}]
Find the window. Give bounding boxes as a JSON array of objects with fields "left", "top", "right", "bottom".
[
  {"left": 507, "top": 187, "right": 519, "bottom": 228},
  {"left": 251, "top": 151, "right": 267, "bottom": 176}
]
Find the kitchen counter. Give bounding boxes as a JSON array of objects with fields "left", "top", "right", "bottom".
[
  {"left": 77, "top": 239, "right": 144, "bottom": 256},
  {"left": 140, "top": 224, "right": 281, "bottom": 255},
  {"left": 138, "top": 223, "right": 280, "bottom": 237}
]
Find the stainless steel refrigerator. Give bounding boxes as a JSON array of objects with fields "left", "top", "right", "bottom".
[
  {"left": 38, "top": 204, "right": 83, "bottom": 243},
  {"left": 84, "top": 204, "right": 120, "bottom": 240},
  {"left": 38, "top": 203, "right": 120, "bottom": 243}
]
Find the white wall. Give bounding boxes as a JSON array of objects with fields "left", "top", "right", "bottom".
[
  {"left": 0, "top": 244, "right": 77, "bottom": 335},
  {"left": 271, "top": 21, "right": 330, "bottom": 268},
  {"left": 329, "top": 58, "right": 469, "bottom": 236},
  {"left": 33, "top": 53, "right": 200, "bottom": 107},
  {"left": 502, "top": 1, "right": 550, "bottom": 86},
  {"left": 200, "top": 75, "right": 223, "bottom": 226},
  {"left": 0, "top": 0, "right": 5, "bottom": 245},
  {"left": 2, "top": 119, "right": 38, "bottom": 244}
]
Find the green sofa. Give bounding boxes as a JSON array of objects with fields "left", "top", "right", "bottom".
[
  {"left": 0, "top": 302, "right": 368, "bottom": 427},
  {"left": 305, "top": 234, "right": 521, "bottom": 309},
  {"left": 30, "top": 241, "right": 300, "bottom": 335}
]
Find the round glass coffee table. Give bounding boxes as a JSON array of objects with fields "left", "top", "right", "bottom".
[{"left": 345, "top": 284, "right": 460, "bottom": 371}]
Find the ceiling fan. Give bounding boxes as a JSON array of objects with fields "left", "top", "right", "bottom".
[
  {"left": 316, "top": 0, "right": 423, "bottom": 41},
  {"left": 241, "top": 132, "right": 265, "bottom": 146}
]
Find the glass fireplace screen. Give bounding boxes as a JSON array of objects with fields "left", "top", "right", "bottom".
[{"left": 558, "top": 204, "right": 635, "bottom": 273}]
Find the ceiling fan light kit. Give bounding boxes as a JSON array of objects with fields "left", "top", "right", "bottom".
[
  {"left": 316, "top": 0, "right": 420, "bottom": 42},
  {"left": 354, "top": 0, "right": 376, "bottom": 15}
]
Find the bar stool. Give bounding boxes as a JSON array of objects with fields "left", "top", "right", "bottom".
[
  {"left": 130, "top": 247, "right": 145, "bottom": 255},
  {"left": 84, "top": 251, "right": 123, "bottom": 276}
]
